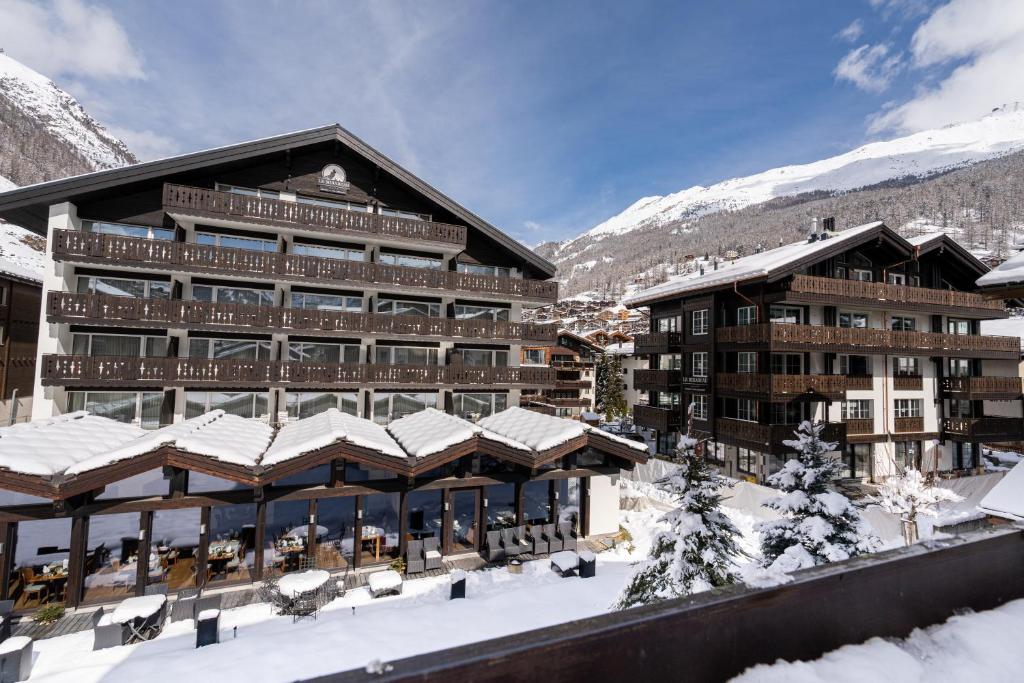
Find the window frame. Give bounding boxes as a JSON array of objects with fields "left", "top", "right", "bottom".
[{"left": 691, "top": 309, "right": 709, "bottom": 335}]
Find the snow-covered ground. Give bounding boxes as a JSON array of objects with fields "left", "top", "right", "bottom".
[{"left": 732, "top": 597, "right": 1024, "bottom": 683}]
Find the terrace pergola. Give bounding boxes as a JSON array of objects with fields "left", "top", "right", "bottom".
[{"left": 0, "top": 407, "right": 646, "bottom": 610}]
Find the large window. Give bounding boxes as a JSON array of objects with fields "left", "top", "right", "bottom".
[
  {"left": 841, "top": 443, "right": 871, "bottom": 479},
  {"left": 291, "top": 292, "right": 362, "bottom": 312},
  {"left": 375, "top": 346, "right": 438, "bottom": 365},
  {"left": 188, "top": 338, "right": 272, "bottom": 361},
  {"left": 376, "top": 298, "right": 441, "bottom": 317},
  {"left": 738, "top": 352, "right": 757, "bottom": 374},
  {"left": 264, "top": 499, "right": 313, "bottom": 575},
  {"left": 452, "top": 392, "right": 507, "bottom": 421},
  {"left": 895, "top": 441, "right": 920, "bottom": 470},
  {"left": 948, "top": 358, "right": 971, "bottom": 377},
  {"left": 454, "top": 304, "right": 510, "bottom": 321},
  {"left": 360, "top": 493, "right": 400, "bottom": 564},
  {"left": 691, "top": 309, "right": 709, "bottom": 335},
  {"left": 286, "top": 392, "right": 358, "bottom": 419},
  {"left": 193, "top": 284, "right": 274, "bottom": 307},
  {"left": 378, "top": 252, "right": 442, "bottom": 270},
  {"left": 485, "top": 483, "right": 517, "bottom": 531},
  {"left": 456, "top": 348, "right": 508, "bottom": 367},
  {"left": 196, "top": 231, "right": 277, "bottom": 252},
  {"left": 287, "top": 342, "right": 359, "bottom": 364},
  {"left": 737, "top": 448, "right": 757, "bottom": 473},
  {"left": 737, "top": 399, "right": 757, "bottom": 422},
  {"left": 314, "top": 497, "right": 356, "bottom": 571},
  {"left": 523, "top": 348, "right": 546, "bottom": 365},
  {"left": 77, "top": 275, "right": 170, "bottom": 299},
  {"left": 769, "top": 306, "right": 801, "bottom": 324},
  {"left": 82, "top": 512, "right": 143, "bottom": 604},
  {"left": 894, "top": 399, "right": 923, "bottom": 418},
  {"left": 891, "top": 316, "right": 916, "bottom": 332},
  {"left": 656, "top": 317, "right": 679, "bottom": 332},
  {"left": 851, "top": 268, "right": 872, "bottom": 282},
  {"left": 523, "top": 481, "right": 552, "bottom": 526},
  {"left": 737, "top": 305, "right": 757, "bottom": 326},
  {"left": 68, "top": 391, "right": 162, "bottom": 428},
  {"left": 150, "top": 508, "right": 201, "bottom": 591},
  {"left": 692, "top": 352, "right": 708, "bottom": 377},
  {"left": 839, "top": 354, "right": 870, "bottom": 376},
  {"left": 692, "top": 394, "right": 708, "bottom": 421},
  {"left": 457, "top": 263, "right": 512, "bottom": 278},
  {"left": 208, "top": 504, "right": 256, "bottom": 585},
  {"left": 659, "top": 353, "right": 682, "bottom": 371},
  {"left": 83, "top": 220, "right": 175, "bottom": 241},
  {"left": 894, "top": 357, "right": 920, "bottom": 376},
  {"left": 185, "top": 392, "right": 268, "bottom": 419},
  {"left": 12, "top": 518, "right": 71, "bottom": 610},
  {"left": 407, "top": 490, "right": 443, "bottom": 542},
  {"left": 771, "top": 353, "right": 801, "bottom": 375},
  {"left": 947, "top": 319, "right": 970, "bottom": 335},
  {"left": 292, "top": 243, "right": 365, "bottom": 261},
  {"left": 218, "top": 184, "right": 280, "bottom": 200},
  {"left": 373, "top": 392, "right": 437, "bottom": 424},
  {"left": 842, "top": 399, "right": 873, "bottom": 420},
  {"left": 839, "top": 312, "right": 869, "bottom": 329},
  {"left": 72, "top": 333, "right": 167, "bottom": 358}
]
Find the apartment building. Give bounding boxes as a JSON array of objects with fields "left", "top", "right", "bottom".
[
  {"left": 520, "top": 330, "right": 599, "bottom": 419},
  {"left": 624, "top": 221, "right": 1023, "bottom": 482},
  {"left": 604, "top": 339, "right": 648, "bottom": 415},
  {"left": 0, "top": 125, "right": 560, "bottom": 427}
]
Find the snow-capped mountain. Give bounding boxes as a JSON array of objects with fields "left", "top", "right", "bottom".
[
  {"left": 543, "top": 105, "right": 1024, "bottom": 296},
  {"left": 0, "top": 52, "right": 136, "bottom": 186}
]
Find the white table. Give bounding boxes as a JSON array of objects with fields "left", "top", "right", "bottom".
[{"left": 277, "top": 569, "right": 330, "bottom": 598}]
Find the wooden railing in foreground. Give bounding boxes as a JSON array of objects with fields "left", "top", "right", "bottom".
[{"left": 309, "top": 528, "right": 1024, "bottom": 683}]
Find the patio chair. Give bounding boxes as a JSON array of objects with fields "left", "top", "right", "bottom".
[
  {"left": 527, "top": 526, "right": 548, "bottom": 555},
  {"left": 543, "top": 524, "right": 562, "bottom": 553},
  {"left": 0, "top": 600, "right": 14, "bottom": 643},
  {"left": 499, "top": 528, "right": 523, "bottom": 558},
  {"left": 406, "top": 539, "right": 425, "bottom": 574},
  {"left": 484, "top": 531, "right": 505, "bottom": 563},
  {"left": 512, "top": 525, "right": 532, "bottom": 555},
  {"left": 17, "top": 569, "right": 46, "bottom": 608},
  {"left": 423, "top": 537, "right": 442, "bottom": 571},
  {"left": 558, "top": 522, "right": 578, "bottom": 552},
  {"left": 92, "top": 609, "right": 130, "bottom": 650}
]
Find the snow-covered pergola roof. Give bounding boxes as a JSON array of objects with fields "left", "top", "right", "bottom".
[
  {"left": 978, "top": 462, "right": 1024, "bottom": 521},
  {"left": 0, "top": 407, "right": 648, "bottom": 499}
]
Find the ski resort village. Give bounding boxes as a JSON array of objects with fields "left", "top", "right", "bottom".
[{"left": 3, "top": 1, "right": 1024, "bottom": 681}]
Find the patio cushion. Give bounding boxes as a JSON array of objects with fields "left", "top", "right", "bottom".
[{"left": 424, "top": 550, "right": 441, "bottom": 560}]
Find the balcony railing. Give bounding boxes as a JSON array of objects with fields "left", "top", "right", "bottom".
[
  {"left": 52, "top": 231, "right": 559, "bottom": 303},
  {"left": 543, "top": 397, "right": 592, "bottom": 408},
  {"left": 843, "top": 418, "right": 875, "bottom": 435},
  {"left": 633, "top": 405, "right": 681, "bottom": 432},
  {"left": 893, "top": 416, "right": 926, "bottom": 433},
  {"left": 633, "top": 369, "right": 680, "bottom": 391},
  {"left": 943, "top": 417, "right": 1024, "bottom": 441},
  {"left": 47, "top": 292, "right": 556, "bottom": 343},
  {"left": 716, "top": 323, "right": 1019, "bottom": 359},
  {"left": 715, "top": 418, "right": 847, "bottom": 455},
  {"left": 940, "top": 376, "right": 1023, "bottom": 400},
  {"left": 786, "top": 274, "right": 1005, "bottom": 314},
  {"left": 163, "top": 183, "right": 468, "bottom": 247},
  {"left": 634, "top": 332, "right": 683, "bottom": 355},
  {"left": 715, "top": 373, "right": 865, "bottom": 400},
  {"left": 554, "top": 379, "right": 592, "bottom": 389},
  {"left": 892, "top": 375, "right": 923, "bottom": 391},
  {"left": 40, "top": 355, "right": 556, "bottom": 388}
]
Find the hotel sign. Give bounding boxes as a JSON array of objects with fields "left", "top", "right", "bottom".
[{"left": 317, "top": 164, "right": 350, "bottom": 194}]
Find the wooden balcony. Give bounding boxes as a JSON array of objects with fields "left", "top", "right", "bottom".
[
  {"left": 715, "top": 373, "right": 869, "bottom": 400},
  {"left": 634, "top": 369, "right": 680, "bottom": 391},
  {"left": 943, "top": 417, "right": 1024, "bottom": 441},
  {"left": 716, "top": 323, "right": 1020, "bottom": 359},
  {"left": 52, "top": 231, "right": 559, "bottom": 304},
  {"left": 843, "top": 418, "right": 875, "bottom": 436},
  {"left": 40, "top": 355, "right": 557, "bottom": 389},
  {"left": 940, "top": 376, "right": 1023, "bottom": 401},
  {"left": 785, "top": 274, "right": 1006, "bottom": 317},
  {"left": 634, "top": 332, "right": 682, "bottom": 355},
  {"left": 47, "top": 292, "right": 557, "bottom": 343},
  {"left": 633, "top": 405, "right": 681, "bottom": 432},
  {"left": 554, "top": 379, "right": 592, "bottom": 389},
  {"left": 715, "top": 418, "right": 846, "bottom": 455},
  {"left": 893, "top": 416, "right": 925, "bottom": 433},
  {"left": 892, "top": 375, "right": 923, "bottom": 391},
  {"left": 543, "top": 397, "right": 592, "bottom": 408},
  {"left": 163, "top": 183, "right": 468, "bottom": 248}
]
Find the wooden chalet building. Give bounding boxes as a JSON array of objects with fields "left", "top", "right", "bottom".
[
  {"left": 0, "top": 124, "right": 562, "bottom": 427},
  {"left": 625, "top": 221, "right": 1024, "bottom": 482},
  {"left": 520, "top": 330, "right": 600, "bottom": 419}
]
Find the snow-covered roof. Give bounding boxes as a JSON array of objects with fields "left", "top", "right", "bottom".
[
  {"left": 624, "top": 222, "right": 885, "bottom": 306},
  {"left": 978, "top": 462, "right": 1024, "bottom": 520},
  {"left": 479, "top": 407, "right": 587, "bottom": 452},
  {"left": 0, "top": 412, "right": 144, "bottom": 476},
  {"left": 977, "top": 249, "right": 1024, "bottom": 288},
  {"left": 604, "top": 342, "right": 635, "bottom": 355},
  {"left": 386, "top": 408, "right": 477, "bottom": 458}
]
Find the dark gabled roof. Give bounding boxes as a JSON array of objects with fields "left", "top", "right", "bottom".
[
  {"left": 907, "top": 233, "right": 990, "bottom": 278},
  {"left": 0, "top": 124, "right": 556, "bottom": 277}
]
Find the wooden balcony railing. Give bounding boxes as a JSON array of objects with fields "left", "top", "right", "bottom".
[
  {"left": 843, "top": 418, "right": 875, "bottom": 435},
  {"left": 892, "top": 375, "right": 923, "bottom": 391},
  {"left": 715, "top": 418, "right": 847, "bottom": 455},
  {"left": 940, "top": 376, "right": 1023, "bottom": 400},
  {"left": 786, "top": 274, "right": 1005, "bottom": 314},
  {"left": 554, "top": 379, "right": 592, "bottom": 389},
  {"left": 716, "top": 323, "right": 1019, "bottom": 359},
  {"left": 715, "top": 373, "right": 869, "bottom": 400},
  {"left": 634, "top": 332, "right": 683, "bottom": 355},
  {"left": 943, "top": 417, "right": 1024, "bottom": 441},
  {"left": 52, "top": 231, "right": 559, "bottom": 303},
  {"left": 47, "top": 292, "right": 556, "bottom": 343},
  {"left": 893, "top": 416, "right": 925, "bottom": 433},
  {"left": 634, "top": 369, "right": 680, "bottom": 391},
  {"left": 164, "top": 183, "right": 468, "bottom": 247},
  {"left": 543, "top": 397, "right": 592, "bottom": 408},
  {"left": 632, "top": 405, "right": 681, "bottom": 432},
  {"left": 40, "top": 355, "right": 556, "bottom": 388}
]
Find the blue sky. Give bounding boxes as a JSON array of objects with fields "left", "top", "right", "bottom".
[{"left": 2, "top": 0, "right": 1020, "bottom": 243}]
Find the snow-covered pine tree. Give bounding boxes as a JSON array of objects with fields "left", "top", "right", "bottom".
[
  {"left": 873, "top": 468, "right": 962, "bottom": 546},
  {"left": 603, "top": 354, "right": 627, "bottom": 421},
  {"left": 617, "top": 436, "right": 741, "bottom": 609},
  {"left": 594, "top": 353, "right": 610, "bottom": 412},
  {"left": 758, "top": 421, "right": 874, "bottom": 572}
]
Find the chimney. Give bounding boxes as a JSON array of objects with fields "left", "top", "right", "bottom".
[
  {"left": 812, "top": 217, "right": 820, "bottom": 233},
  {"left": 823, "top": 216, "right": 836, "bottom": 232},
  {"left": 807, "top": 232, "right": 818, "bottom": 243}
]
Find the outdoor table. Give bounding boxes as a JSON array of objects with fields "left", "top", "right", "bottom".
[
  {"left": 110, "top": 594, "right": 167, "bottom": 644},
  {"left": 360, "top": 526, "right": 384, "bottom": 561},
  {"left": 277, "top": 569, "right": 330, "bottom": 599}
]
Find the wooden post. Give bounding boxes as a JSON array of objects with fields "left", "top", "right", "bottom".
[
  {"left": 0, "top": 522, "right": 11, "bottom": 601},
  {"left": 398, "top": 490, "right": 409, "bottom": 563},
  {"left": 136, "top": 511, "right": 152, "bottom": 596},
  {"left": 196, "top": 507, "right": 211, "bottom": 590},
  {"left": 514, "top": 481, "right": 525, "bottom": 525},
  {"left": 307, "top": 498, "right": 317, "bottom": 567},
  {"left": 253, "top": 500, "right": 266, "bottom": 581},
  {"left": 441, "top": 488, "right": 453, "bottom": 556},
  {"left": 580, "top": 477, "right": 591, "bottom": 538},
  {"left": 65, "top": 515, "right": 89, "bottom": 608},
  {"left": 352, "top": 496, "right": 363, "bottom": 570},
  {"left": 548, "top": 480, "right": 558, "bottom": 525}
]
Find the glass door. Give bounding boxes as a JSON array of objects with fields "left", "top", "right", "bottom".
[{"left": 449, "top": 489, "right": 480, "bottom": 553}]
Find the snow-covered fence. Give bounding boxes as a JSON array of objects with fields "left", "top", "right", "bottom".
[{"left": 316, "top": 526, "right": 1024, "bottom": 683}]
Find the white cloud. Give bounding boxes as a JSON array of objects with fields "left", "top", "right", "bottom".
[
  {"left": 869, "top": 0, "right": 1024, "bottom": 133},
  {"left": 0, "top": 0, "right": 144, "bottom": 80},
  {"left": 107, "top": 127, "right": 180, "bottom": 161},
  {"left": 837, "top": 19, "right": 864, "bottom": 43},
  {"left": 834, "top": 44, "right": 903, "bottom": 93}
]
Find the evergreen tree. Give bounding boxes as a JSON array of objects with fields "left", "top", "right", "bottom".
[
  {"left": 594, "top": 353, "right": 610, "bottom": 412},
  {"left": 617, "top": 436, "right": 741, "bottom": 609},
  {"left": 603, "top": 354, "right": 627, "bottom": 421},
  {"left": 758, "top": 421, "right": 874, "bottom": 572}
]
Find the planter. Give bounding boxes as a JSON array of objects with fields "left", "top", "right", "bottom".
[{"left": 508, "top": 559, "right": 523, "bottom": 575}]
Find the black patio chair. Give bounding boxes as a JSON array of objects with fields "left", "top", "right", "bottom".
[
  {"left": 527, "top": 525, "right": 548, "bottom": 555},
  {"left": 543, "top": 524, "right": 562, "bottom": 553}
]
